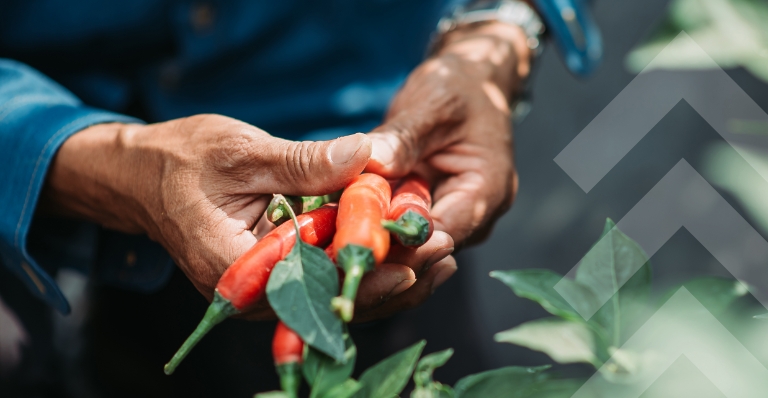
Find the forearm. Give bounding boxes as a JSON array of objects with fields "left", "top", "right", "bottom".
[
  {"left": 39, "top": 123, "right": 150, "bottom": 234},
  {"left": 433, "top": 21, "right": 532, "bottom": 101}
]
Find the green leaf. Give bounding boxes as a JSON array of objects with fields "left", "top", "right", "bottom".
[
  {"left": 522, "top": 379, "right": 588, "bottom": 398},
  {"left": 495, "top": 318, "right": 598, "bottom": 366},
  {"left": 453, "top": 366, "right": 550, "bottom": 398},
  {"left": 254, "top": 392, "right": 290, "bottom": 398},
  {"left": 304, "top": 330, "right": 357, "bottom": 398},
  {"left": 575, "top": 219, "right": 651, "bottom": 346},
  {"left": 353, "top": 340, "right": 426, "bottom": 398},
  {"left": 411, "top": 349, "right": 454, "bottom": 398},
  {"left": 660, "top": 276, "right": 749, "bottom": 316},
  {"left": 412, "top": 384, "right": 455, "bottom": 398},
  {"left": 267, "top": 237, "right": 345, "bottom": 361},
  {"left": 413, "top": 349, "right": 453, "bottom": 388},
  {"left": 490, "top": 269, "right": 599, "bottom": 322},
  {"left": 320, "top": 379, "right": 363, "bottom": 398}
]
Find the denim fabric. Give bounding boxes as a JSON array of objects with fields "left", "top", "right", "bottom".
[{"left": 0, "top": 60, "right": 157, "bottom": 314}]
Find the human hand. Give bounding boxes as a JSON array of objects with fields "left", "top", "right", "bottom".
[
  {"left": 43, "top": 115, "right": 371, "bottom": 312},
  {"left": 367, "top": 21, "right": 531, "bottom": 249},
  {"left": 44, "top": 114, "right": 459, "bottom": 321}
]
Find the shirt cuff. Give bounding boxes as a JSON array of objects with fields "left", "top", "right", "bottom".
[{"left": 0, "top": 103, "right": 142, "bottom": 314}]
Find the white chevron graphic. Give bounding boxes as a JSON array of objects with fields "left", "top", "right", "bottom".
[
  {"left": 570, "top": 288, "right": 768, "bottom": 398},
  {"left": 555, "top": 159, "right": 768, "bottom": 319},
  {"left": 549, "top": 29, "right": 768, "bottom": 398},
  {"left": 555, "top": 32, "right": 768, "bottom": 193}
]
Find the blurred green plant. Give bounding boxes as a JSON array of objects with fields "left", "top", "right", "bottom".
[
  {"left": 256, "top": 219, "right": 761, "bottom": 397},
  {"left": 626, "top": 0, "right": 768, "bottom": 82}
]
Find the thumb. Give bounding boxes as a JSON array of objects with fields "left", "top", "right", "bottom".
[
  {"left": 366, "top": 110, "right": 436, "bottom": 178},
  {"left": 366, "top": 94, "right": 466, "bottom": 178},
  {"left": 255, "top": 133, "right": 371, "bottom": 195}
]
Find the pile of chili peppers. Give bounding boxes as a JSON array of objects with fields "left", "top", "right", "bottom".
[{"left": 163, "top": 173, "right": 434, "bottom": 397}]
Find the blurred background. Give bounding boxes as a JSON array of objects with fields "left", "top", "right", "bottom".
[{"left": 3, "top": 0, "right": 768, "bottom": 396}]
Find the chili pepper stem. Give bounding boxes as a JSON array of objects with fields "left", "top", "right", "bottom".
[
  {"left": 381, "top": 219, "right": 419, "bottom": 237},
  {"left": 332, "top": 244, "right": 375, "bottom": 322},
  {"left": 382, "top": 210, "right": 430, "bottom": 246},
  {"left": 331, "top": 263, "right": 365, "bottom": 322},
  {"left": 276, "top": 362, "right": 301, "bottom": 398},
  {"left": 164, "top": 291, "right": 238, "bottom": 375}
]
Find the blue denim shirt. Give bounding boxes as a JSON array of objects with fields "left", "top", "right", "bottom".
[{"left": 0, "top": 0, "right": 600, "bottom": 314}]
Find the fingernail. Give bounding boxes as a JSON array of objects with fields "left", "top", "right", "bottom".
[
  {"left": 431, "top": 263, "right": 457, "bottom": 293},
  {"left": 423, "top": 248, "right": 454, "bottom": 273},
  {"left": 370, "top": 136, "right": 396, "bottom": 167},
  {"left": 330, "top": 133, "right": 369, "bottom": 164},
  {"left": 389, "top": 279, "right": 416, "bottom": 297}
]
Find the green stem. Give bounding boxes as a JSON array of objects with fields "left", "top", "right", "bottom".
[
  {"left": 332, "top": 244, "right": 375, "bottom": 322},
  {"left": 381, "top": 220, "right": 419, "bottom": 237},
  {"left": 267, "top": 195, "right": 302, "bottom": 226},
  {"left": 276, "top": 362, "right": 301, "bottom": 398},
  {"left": 274, "top": 194, "right": 301, "bottom": 236},
  {"left": 382, "top": 210, "right": 430, "bottom": 246},
  {"left": 164, "top": 291, "right": 238, "bottom": 375}
]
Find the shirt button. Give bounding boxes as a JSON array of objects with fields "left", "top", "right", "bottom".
[{"left": 190, "top": 3, "right": 215, "bottom": 32}]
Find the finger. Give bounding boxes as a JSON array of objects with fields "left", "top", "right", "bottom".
[
  {"left": 366, "top": 98, "right": 465, "bottom": 178},
  {"left": 384, "top": 231, "right": 454, "bottom": 275},
  {"left": 355, "top": 232, "right": 453, "bottom": 312},
  {"left": 355, "top": 263, "right": 416, "bottom": 311},
  {"left": 353, "top": 255, "right": 457, "bottom": 323},
  {"left": 356, "top": 231, "right": 453, "bottom": 308},
  {"left": 252, "top": 133, "right": 371, "bottom": 195}
]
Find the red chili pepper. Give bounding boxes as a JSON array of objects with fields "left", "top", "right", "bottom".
[
  {"left": 331, "top": 173, "right": 391, "bottom": 322},
  {"left": 273, "top": 321, "right": 304, "bottom": 398},
  {"left": 382, "top": 174, "right": 433, "bottom": 247},
  {"left": 164, "top": 205, "right": 338, "bottom": 375}
]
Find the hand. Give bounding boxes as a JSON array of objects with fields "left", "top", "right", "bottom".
[
  {"left": 42, "top": 114, "right": 371, "bottom": 311},
  {"left": 44, "top": 114, "right": 454, "bottom": 321},
  {"left": 367, "top": 21, "right": 530, "bottom": 247}
]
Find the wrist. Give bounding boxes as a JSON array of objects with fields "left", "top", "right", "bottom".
[
  {"left": 41, "top": 122, "right": 154, "bottom": 234},
  {"left": 434, "top": 21, "right": 531, "bottom": 100}
]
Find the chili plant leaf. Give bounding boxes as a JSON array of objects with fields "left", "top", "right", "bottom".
[
  {"left": 413, "top": 348, "right": 453, "bottom": 386},
  {"left": 523, "top": 378, "right": 589, "bottom": 398},
  {"left": 660, "top": 276, "right": 749, "bottom": 316},
  {"left": 353, "top": 340, "right": 426, "bottom": 398},
  {"left": 320, "top": 379, "right": 362, "bottom": 398},
  {"left": 267, "top": 238, "right": 345, "bottom": 361},
  {"left": 490, "top": 269, "right": 599, "bottom": 322},
  {"left": 412, "top": 384, "right": 455, "bottom": 398},
  {"left": 453, "top": 366, "right": 550, "bottom": 398},
  {"left": 574, "top": 218, "right": 651, "bottom": 347},
  {"left": 304, "top": 330, "right": 357, "bottom": 398},
  {"left": 254, "top": 392, "right": 290, "bottom": 398},
  {"left": 495, "top": 318, "right": 599, "bottom": 366}
]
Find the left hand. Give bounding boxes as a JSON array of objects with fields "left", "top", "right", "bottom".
[
  {"left": 367, "top": 21, "right": 531, "bottom": 247},
  {"left": 357, "top": 21, "right": 533, "bottom": 317}
]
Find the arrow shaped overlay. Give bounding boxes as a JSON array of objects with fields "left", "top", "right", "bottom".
[
  {"left": 571, "top": 288, "right": 768, "bottom": 398},
  {"left": 555, "top": 160, "right": 768, "bottom": 319},
  {"left": 555, "top": 31, "right": 768, "bottom": 193}
]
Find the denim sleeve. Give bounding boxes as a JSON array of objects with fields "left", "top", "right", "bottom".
[{"left": 0, "top": 59, "right": 171, "bottom": 314}]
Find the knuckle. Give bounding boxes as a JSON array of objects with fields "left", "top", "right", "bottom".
[{"left": 283, "top": 141, "right": 314, "bottom": 185}]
